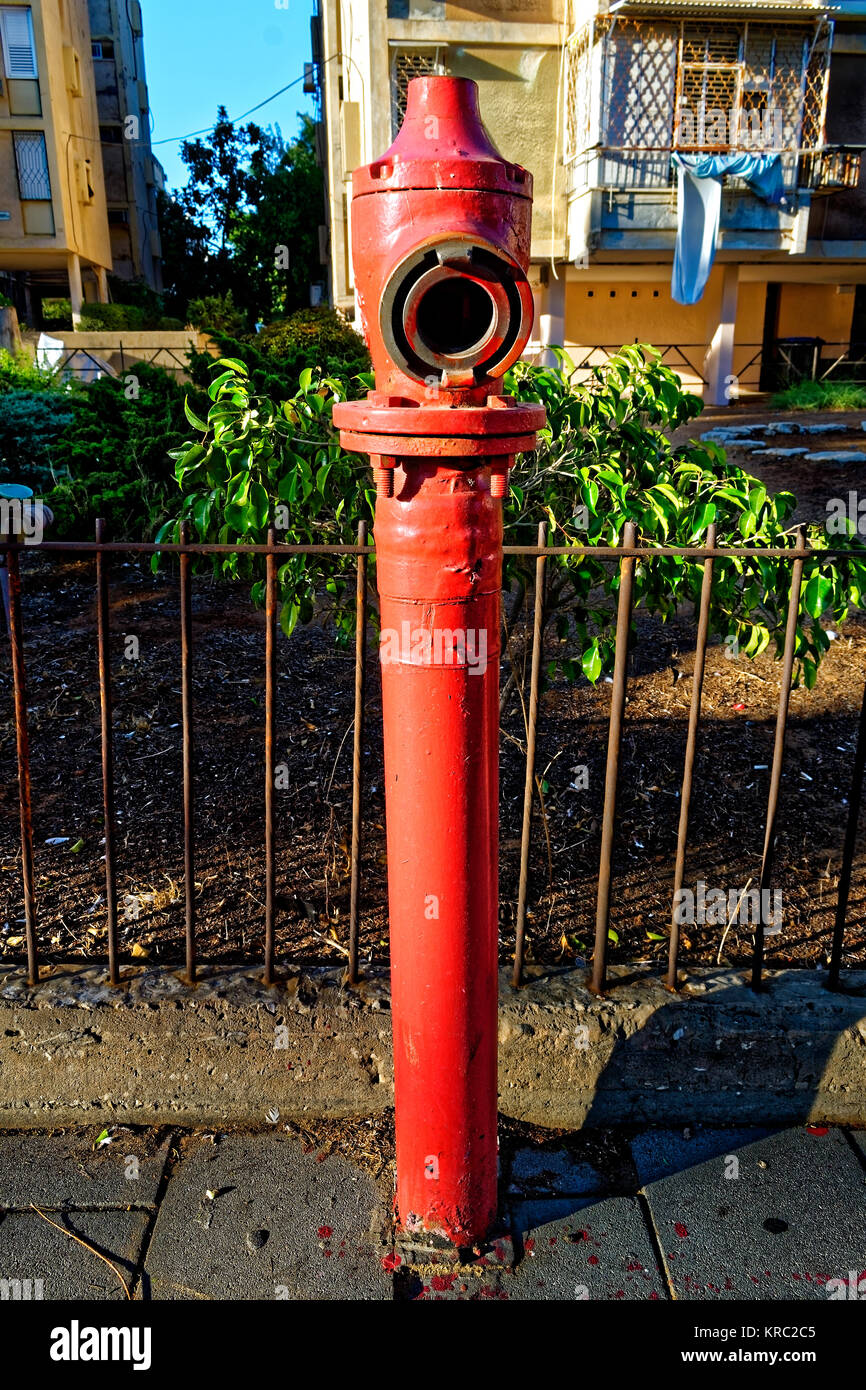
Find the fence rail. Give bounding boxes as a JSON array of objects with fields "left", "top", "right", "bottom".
[
  {"left": 38, "top": 343, "right": 195, "bottom": 382},
  {"left": 537, "top": 342, "right": 866, "bottom": 392},
  {"left": 2, "top": 528, "right": 864, "bottom": 996}
]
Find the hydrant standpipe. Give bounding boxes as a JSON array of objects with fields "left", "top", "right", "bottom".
[{"left": 334, "top": 77, "right": 545, "bottom": 1247}]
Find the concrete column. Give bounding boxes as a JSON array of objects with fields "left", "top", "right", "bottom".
[
  {"left": 95, "top": 265, "right": 109, "bottom": 303},
  {"left": 538, "top": 270, "right": 566, "bottom": 368},
  {"left": 67, "top": 253, "right": 84, "bottom": 326},
  {"left": 704, "top": 263, "right": 739, "bottom": 407}
]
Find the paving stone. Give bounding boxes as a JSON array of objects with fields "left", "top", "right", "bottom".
[
  {"left": 805, "top": 451, "right": 866, "bottom": 464},
  {"left": 0, "top": 1210, "right": 149, "bottom": 1299},
  {"left": 630, "top": 1126, "right": 777, "bottom": 1187},
  {"left": 144, "top": 1132, "right": 392, "bottom": 1300},
  {"left": 506, "top": 1196, "right": 667, "bottom": 1301},
  {"left": 747, "top": 448, "right": 808, "bottom": 458},
  {"left": 700, "top": 430, "right": 759, "bottom": 445},
  {"left": 802, "top": 422, "right": 849, "bottom": 434},
  {"left": 508, "top": 1147, "right": 606, "bottom": 1195},
  {"left": 396, "top": 1196, "right": 666, "bottom": 1301},
  {"left": 0, "top": 1131, "right": 170, "bottom": 1210},
  {"left": 642, "top": 1126, "right": 866, "bottom": 1300}
]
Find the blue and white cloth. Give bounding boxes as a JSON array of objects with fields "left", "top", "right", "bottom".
[{"left": 671, "top": 153, "right": 785, "bottom": 305}]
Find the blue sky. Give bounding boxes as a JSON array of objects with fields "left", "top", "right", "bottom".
[{"left": 142, "top": 0, "right": 317, "bottom": 192}]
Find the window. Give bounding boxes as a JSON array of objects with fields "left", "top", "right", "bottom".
[
  {"left": 13, "top": 130, "right": 50, "bottom": 200},
  {"left": 91, "top": 40, "right": 114, "bottom": 61},
  {"left": 99, "top": 124, "right": 123, "bottom": 143},
  {"left": 0, "top": 6, "right": 37, "bottom": 79},
  {"left": 107, "top": 207, "right": 129, "bottom": 225},
  {"left": 676, "top": 25, "right": 742, "bottom": 148},
  {"left": 391, "top": 49, "right": 440, "bottom": 136}
]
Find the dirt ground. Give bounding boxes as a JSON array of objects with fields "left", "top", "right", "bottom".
[{"left": 1, "top": 405, "right": 864, "bottom": 980}]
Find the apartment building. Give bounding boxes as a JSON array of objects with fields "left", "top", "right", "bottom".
[
  {"left": 87, "top": 0, "right": 162, "bottom": 289},
  {"left": 0, "top": 0, "right": 111, "bottom": 322},
  {"left": 311, "top": 0, "right": 866, "bottom": 402}
]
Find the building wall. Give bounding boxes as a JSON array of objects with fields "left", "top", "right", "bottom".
[
  {"left": 87, "top": 0, "right": 161, "bottom": 288},
  {"left": 445, "top": 42, "right": 564, "bottom": 258},
  {"left": 777, "top": 284, "right": 855, "bottom": 343},
  {"left": 0, "top": 0, "right": 111, "bottom": 279}
]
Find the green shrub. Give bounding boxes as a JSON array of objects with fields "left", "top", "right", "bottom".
[
  {"left": 256, "top": 308, "right": 368, "bottom": 367},
  {"left": 44, "top": 363, "right": 197, "bottom": 537},
  {"left": 41, "top": 298, "right": 72, "bottom": 329},
  {"left": 79, "top": 302, "right": 146, "bottom": 331},
  {"left": 187, "top": 306, "right": 370, "bottom": 403},
  {"left": 0, "top": 390, "right": 73, "bottom": 490},
  {"left": 0, "top": 348, "right": 58, "bottom": 393},
  {"left": 187, "top": 291, "right": 247, "bottom": 337},
  {"left": 771, "top": 378, "right": 866, "bottom": 411}
]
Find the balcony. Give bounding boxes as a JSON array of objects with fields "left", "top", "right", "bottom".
[{"left": 564, "top": 11, "right": 859, "bottom": 257}]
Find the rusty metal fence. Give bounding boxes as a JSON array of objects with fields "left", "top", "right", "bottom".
[
  {"left": 2, "top": 525, "right": 864, "bottom": 996},
  {"left": 532, "top": 342, "right": 866, "bottom": 391}
]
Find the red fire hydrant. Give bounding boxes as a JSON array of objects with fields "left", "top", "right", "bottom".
[{"left": 334, "top": 76, "right": 544, "bottom": 1248}]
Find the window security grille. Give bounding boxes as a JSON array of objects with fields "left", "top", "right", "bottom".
[
  {"left": 391, "top": 49, "right": 440, "bottom": 136},
  {"left": 13, "top": 130, "right": 50, "bottom": 200},
  {"left": 566, "top": 16, "right": 832, "bottom": 158}
]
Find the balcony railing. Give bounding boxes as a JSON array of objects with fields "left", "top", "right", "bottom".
[{"left": 567, "top": 145, "right": 862, "bottom": 194}]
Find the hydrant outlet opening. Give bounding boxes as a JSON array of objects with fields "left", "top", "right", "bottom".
[
  {"left": 414, "top": 277, "right": 496, "bottom": 357},
  {"left": 380, "top": 237, "right": 533, "bottom": 386}
]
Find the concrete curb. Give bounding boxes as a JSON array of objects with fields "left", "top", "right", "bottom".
[{"left": 1, "top": 962, "right": 865, "bottom": 1128}]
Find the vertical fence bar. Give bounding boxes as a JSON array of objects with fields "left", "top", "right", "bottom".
[
  {"left": 179, "top": 520, "right": 196, "bottom": 983},
  {"left": 666, "top": 523, "right": 716, "bottom": 990},
  {"left": 95, "top": 519, "right": 119, "bottom": 985},
  {"left": 348, "top": 520, "right": 368, "bottom": 986},
  {"left": 590, "top": 520, "right": 637, "bottom": 996},
  {"left": 512, "top": 521, "right": 547, "bottom": 988},
  {"left": 263, "top": 526, "right": 277, "bottom": 985},
  {"left": 827, "top": 677, "right": 866, "bottom": 991},
  {"left": 6, "top": 545, "right": 38, "bottom": 985},
  {"left": 751, "top": 526, "right": 808, "bottom": 992}
]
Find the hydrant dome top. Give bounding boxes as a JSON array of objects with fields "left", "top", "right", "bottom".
[{"left": 353, "top": 76, "right": 533, "bottom": 198}]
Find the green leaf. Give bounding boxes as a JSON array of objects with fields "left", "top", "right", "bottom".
[
  {"left": 248, "top": 480, "right": 270, "bottom": 530},
  {"left": 280, "top": 598, "right": 301, "bottom": 638},
  {"left": 183, "top": 397, "right": 208, "bottom": 432},
  {"left": 803, "top": 573, "right": 832, "bottom": 620},
  {"left": 582, "top": 639, "right": 602, "bottom": 684}
]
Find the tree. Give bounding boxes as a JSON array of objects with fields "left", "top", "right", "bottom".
[
  {"left": 158, "top": 110, "right": 325, "bottom": 327},
  {"left": 232, "top": 117, "right": 325, "bottom": 321},
  {"left": 157, "top": 189, "right": 217, "bottom": 321}
]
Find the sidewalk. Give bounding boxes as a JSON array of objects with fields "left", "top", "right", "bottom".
[{"left": 0, "top": 1122, "right": 864, "bottom": 1301}]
